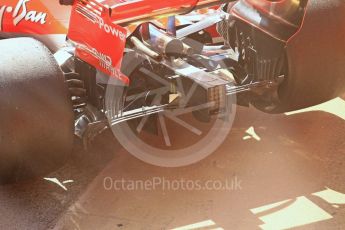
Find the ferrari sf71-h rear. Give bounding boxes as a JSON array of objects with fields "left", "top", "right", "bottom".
[{"left": 1, "top": 0, "right": 345, "bottom": 181}]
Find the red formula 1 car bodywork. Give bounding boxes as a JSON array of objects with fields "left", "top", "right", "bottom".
[
  {"left": 1, "top": 0, "right": 223, "bottom": 82},
  {"left": 0, "top": 0, "right": 70, "bottom": 50},
  {"left": 1, "top": 0, "right": 345, "bottom": 181},
  {"left": 0, "top": 0, "right": 69, "bottom": 34}
]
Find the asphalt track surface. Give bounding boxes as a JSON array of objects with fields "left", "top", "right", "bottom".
[{"left": 1, "top": 98, "right": 345, "bottom": 230}]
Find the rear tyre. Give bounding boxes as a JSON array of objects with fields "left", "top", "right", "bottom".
[
  {"left": 0, "top": 38, "right": 74, "bottom": 183},
  {"left": 253, "top": 0, "right": 345, "bottom": 113}
]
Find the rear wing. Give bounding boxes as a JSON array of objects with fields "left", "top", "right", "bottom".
[
  {"left": 68, "top": 0, "right": 128, "bottom": 84},
  {"left": 108, "top": 0, "right": 234, "bottom": 26},
  {"left": 67, "top": 0, "right": 233, "bottom": 84}
]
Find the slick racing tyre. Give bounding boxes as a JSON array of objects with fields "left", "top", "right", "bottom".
[
  {"left": 0, "top": 38, "right": 74, "bottom": 183},
  {"left": 250, "top": 0, "right": 345, "bottom": 113}
]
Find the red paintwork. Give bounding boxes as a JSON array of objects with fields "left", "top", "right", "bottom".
[
  {"left": 105, "top": 0, "right": 199, "bottom": 24},
  {"left": 0, "top": 0, "right": 69, "bottom": 34},
  {"left": 1, "top": 0, "right": 227, "bottom": 84},
  {"left": 68, "top": 1, "right": 129, "bottom": 84},
  {"left": 67, "top": 0, "right": 226, "bottom": 84}
]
